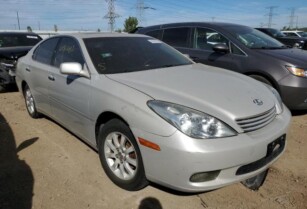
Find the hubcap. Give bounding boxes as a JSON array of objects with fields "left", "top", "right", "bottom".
[
  {"left": 104, "top": 132, "right": 138, "bottom": 180},
  {"left": 25, "top": 89, "right": 35, "bottom": 114}
]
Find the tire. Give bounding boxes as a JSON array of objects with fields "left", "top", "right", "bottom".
[
  {"left": 249, "top": 75, "right": 273, "bottom": 87},
  {"left": 241, "top": 169, "right": 268, "bottom": 191},
  {"left": 97, "top": 119, "right": 148, "bottom": 191},
  {"left": 23, "top": 84, "right": 40, "bottom": 118}
]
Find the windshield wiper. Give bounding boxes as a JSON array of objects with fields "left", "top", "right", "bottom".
[
  {"left": 160, "top": 63, "right": 190, "bottom": 68},
  {"left": 252, "top": 45, "right": 288, "bottom": 50}
]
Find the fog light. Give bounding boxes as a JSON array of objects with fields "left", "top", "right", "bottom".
[{"left": 190, "top": 170, "right": 220, "bottom": 182}]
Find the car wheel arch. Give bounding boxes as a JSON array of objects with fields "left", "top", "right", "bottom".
[
  {"left": 95, "top": 111, "right": 130, "bottom": 144},
  {"left": 245, "top": 72, "right": 280, "bottom": 92},
  {"left": 21, "top": 81, "right": 28, "bottom": 93}
]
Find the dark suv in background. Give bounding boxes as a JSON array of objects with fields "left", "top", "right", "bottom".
[
  {"left": 136, "top": 22, "right": 307, "bottom": 110},
  {"left": 0, "top": 32, "right": 42, "bottom": 88},
  {"left": 255, "top": 28, "right": 307, "bottom": 50}
]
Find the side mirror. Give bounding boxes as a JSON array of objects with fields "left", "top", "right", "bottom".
[
  {"left": 212, "top": 44, "right": 229, "bottom": 53},
  {"left": 60, "top": 62, "right": 90, "bottom": 78}
]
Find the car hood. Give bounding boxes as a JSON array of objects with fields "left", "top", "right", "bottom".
[
  {"left": 255, "top": 48, "right": 307, "bottom": 66},
  {"left": 106, "top": 63, "right": 276, "bottom": 124}
]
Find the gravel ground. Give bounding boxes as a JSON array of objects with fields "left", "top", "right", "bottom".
[{"left": 0, "top": 89, "right": 306, "bottom": 209}]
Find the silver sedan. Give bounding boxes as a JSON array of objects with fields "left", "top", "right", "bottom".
[{"left": 15, "top": 33, "right": 291, "bottom": 192}]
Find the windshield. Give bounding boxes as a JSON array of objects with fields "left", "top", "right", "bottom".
[
  {"left": 297, "top": 31, "right": 307, "bottom": 37},
  {"left": 228, "top": 26, "right": 285, "bottom": 49},
  {"left": 0, "top": 34, "right": 41, "bottom": 48},
  {"left": 84, "top": 37, "right": 192, "bottom": 74}
]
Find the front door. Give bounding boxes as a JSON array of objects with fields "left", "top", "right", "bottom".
[
  {"left": 188, "top": 27, "right": 238, "bottom": 71},
  {"left": 48, "top": 37, "right": 92, "bottom": 140}
]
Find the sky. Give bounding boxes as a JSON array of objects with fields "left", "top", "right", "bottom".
[{"left": 0, "top": 0, "right": 306, "bottom": 31}]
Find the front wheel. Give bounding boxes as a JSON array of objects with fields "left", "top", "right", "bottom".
[
  {"left": 23, "top": 84, "right": 40, "bottom": 118},
  {"left": 97, "top": 119, "right": 148, "bottom": 191}
]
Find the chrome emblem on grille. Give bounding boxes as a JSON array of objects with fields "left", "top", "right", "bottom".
[{"left": 253, "top": 99, "right": 263, "bottom": 106}]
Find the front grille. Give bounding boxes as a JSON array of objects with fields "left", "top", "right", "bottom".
[{"left": 236, "top": 107, "right": 276, "bottom": 132}]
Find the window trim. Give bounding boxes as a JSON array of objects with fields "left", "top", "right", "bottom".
[{"left": 192, "top": 26, "right": 248, "bottom": 57}]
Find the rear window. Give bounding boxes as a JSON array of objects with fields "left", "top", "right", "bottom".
[
  {"left": 145, "top": 30, "right": 161, "bottom": 39},
  {"left": 162, "top": 28, "right": 190, "bottom": 47},
  {"left": 0, "top": 34, "right": 41, "bottom": 48},
  {"left": 84, "top": 37, "right": 192, "bottom": 74}
]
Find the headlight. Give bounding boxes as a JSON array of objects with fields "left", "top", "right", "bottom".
[
  {"left": 286, "top": 66, "right": 307, "bottom": 78},
  {"left": 147, "top": 100, "right": 237, "bottom": 139},
  {"left": 263, "top": 84, "right": 283, "bottom": 114}
]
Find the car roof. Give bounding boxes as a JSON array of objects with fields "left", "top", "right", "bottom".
[
  {"left": 138, "top": 22, "right": 248, "bottom": 30},
  {"left": 0, "top": 32, "right": 40, "bottom": 36},
  {"left": 52, "top": 32, "right": 148, "bottom": 39},
  {"left": 281, "top": 30, "right": 303, "bottom": 32}
]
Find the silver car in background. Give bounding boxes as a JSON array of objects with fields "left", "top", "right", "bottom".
[{"left": 15, "top": 33, "right": 291, "bottom": 192}]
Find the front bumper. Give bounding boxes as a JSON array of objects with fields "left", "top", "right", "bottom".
[
  {"left": 278, "top": 74, "right": 307, "bottom": 110},
  {"left": 131, "top": 105, "right": 291, "bottom": 192}
]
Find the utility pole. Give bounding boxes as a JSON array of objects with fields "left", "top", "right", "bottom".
[
  {"left": 136, "top": 0, "right": 155, "bottom": 26},
  {"left": 38, "top": 21, "right": 41, "bottom": 30},
  {"left": 16, "top": 11, "right": 20, "bottom": 30},
  {"left": 211, "top": 17, "right": 215, "bottom": 22},
  {"left": 259, "top": 22, "right": 265, "bottom": 28},
  {"left": 104, "top": 0, "right": 120, "bottom": 32},
  {"left": 296, "top": 16, "right": 299, "bottom": 29},
  {"left": 266, "top": 6, "right": 277, "bottom": 28},
  {"left": 289, "top": 8, "right": 295, "bottom": 29}
]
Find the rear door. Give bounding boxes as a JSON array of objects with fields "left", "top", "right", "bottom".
[{"left": 26, "top": 37, "right": 60, "bottom": 115}]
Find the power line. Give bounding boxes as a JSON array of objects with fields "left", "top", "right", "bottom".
[
  {"left": 16, "top": 11, "right": 20, "bottom": 30},
  {"left": 288, "top": 8, "right": 295, "bottom": 29},
  {"left": 265, "top": 6, "right": 277, "bottom": 28},
  {"left": 135, "top": 0, "right": 156, "bottom": 26},
  {"left": 104, "top": 0, "right": 120, "bottom": 32}
]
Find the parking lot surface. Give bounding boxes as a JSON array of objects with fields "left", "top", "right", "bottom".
[{"left": 1, "top": 89, "right": 306, "bottom": 209}]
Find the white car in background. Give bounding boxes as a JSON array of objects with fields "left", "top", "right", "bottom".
[{"left": 281, "top": 30, "right": 307, "bottom": 38}]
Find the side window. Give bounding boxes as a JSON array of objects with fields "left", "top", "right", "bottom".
[
  {"left": 193, "top": 28, "right": 229, "bottom": 51},
  {"left": 288, "top": 33, "right": 298, "bottom": 37},
  {"left": 230, "top": 43, "right": 245, "bottom": 56},
  {"left": 162, "top": 27, "right": 190, "bottom": 47},
  {"left": 145, "top": 30, "right": 161, "bottom": 39},
  {"left": 53, "top": 37, "right": 85, "bottom": 68},
  {"left": 33, "top": 38, "right": 59, "bottom": 65}
]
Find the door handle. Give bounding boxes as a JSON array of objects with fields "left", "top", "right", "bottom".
[
  {"left": 25, "top": 67, "right": 31, "bottom": 72},
  {"left": 48, "top": 75, "right": 55, "bottom": 81}
]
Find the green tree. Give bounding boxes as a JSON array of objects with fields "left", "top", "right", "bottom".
[
  {"left": 124, "top": 16, "right": 138, "bottom": 32},
  {"left": 115, "top": 28, "right": 122, "bottom": 33}
]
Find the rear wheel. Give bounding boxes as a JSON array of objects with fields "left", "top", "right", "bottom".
[
  {"left": 97, "top": 119, "right": 148, "bottom": 191},
  {"left": 23, "top": 84, "right": 40, "bottom": 118}
]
